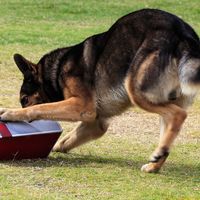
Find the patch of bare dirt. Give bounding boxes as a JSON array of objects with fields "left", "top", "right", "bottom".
[
  {"left": 60, "top": 108, "right": 200, "bottom": 145},
  {"left": 108, "top": 109, "right": 200, "bottom": 144}
]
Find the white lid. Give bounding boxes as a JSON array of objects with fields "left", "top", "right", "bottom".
[{"left": 4, "top": 120, "right": 62, "bottom": 137}]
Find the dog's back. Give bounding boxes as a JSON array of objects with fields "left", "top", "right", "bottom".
[{"left": 94, "top": 9, "right": 200, "bottom": 117}]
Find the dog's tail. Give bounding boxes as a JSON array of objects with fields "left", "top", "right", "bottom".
[{"left": 176, "top": 19, "right": 200, "bottom": 58}]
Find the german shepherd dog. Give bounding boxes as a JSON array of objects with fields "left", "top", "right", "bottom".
[{"left": 0, "top": 9, "right": 200, "bottom": 172}]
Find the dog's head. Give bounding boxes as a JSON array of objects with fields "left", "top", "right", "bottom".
[{"left": 14, "top": 54, "right": 46, "bottom": 108}]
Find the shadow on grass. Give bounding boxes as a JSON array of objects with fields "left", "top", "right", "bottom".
[
  {"left": 1, "top": 152, "right": 200, "bottom": 181},
  {"left": 1, "top": 152, "right": 144, "bottom": 170},
  {"left": 163, "top": 162, "right": 200, "bottom": 182}
]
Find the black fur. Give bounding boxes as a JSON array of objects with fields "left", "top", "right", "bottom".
[{"left": 40, "top": 9, "right": 199, "bottom": 95}]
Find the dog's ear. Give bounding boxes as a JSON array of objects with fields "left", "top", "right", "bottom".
[{"left": 13, "top": 54, "right": 37, "bottom": 75}]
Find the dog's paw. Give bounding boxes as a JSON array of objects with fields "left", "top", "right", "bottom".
[
  {"left": 52, "top": 142, "right": 62, "bottom": 152},
  {"left": 141, "top": 163, "right": 160, "bottom": 173},
  {"left": 52, "top": 135, "right": 71, "bottom": 153},
  {"left": 52, "top": 142, "right": 69, "bottom": 153},
  {"left": 0, "top": 108, "right": 27, "bottom": 121},
  {"left": 0, "top": 108, "right": 15, "bottom": 121},
  {"left": 141, "top": 148, "right": 169, "bottom": 173},
  {"left": 0, "top": 107, "right": 35, "bottom": 122},
  {"left": 0, "top": 108, "right": 8, "bottom": 115}
]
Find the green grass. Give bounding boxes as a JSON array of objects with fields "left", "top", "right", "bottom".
[{"left": 0, "top": 0, "right": 200, "bottom": 199}]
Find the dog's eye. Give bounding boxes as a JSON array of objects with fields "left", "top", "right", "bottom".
[{"left": 21, "top": 96, "right": 29, "bottom": 106}]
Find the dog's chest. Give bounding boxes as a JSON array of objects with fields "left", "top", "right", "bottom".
[{"left": 96, "top": 85, "right": 131, "bottom": 117}]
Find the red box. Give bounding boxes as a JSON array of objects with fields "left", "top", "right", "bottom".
[{"left": 0, "top": 120, "right": 62, "bottom": 160}]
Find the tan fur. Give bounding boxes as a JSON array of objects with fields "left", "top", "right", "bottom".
[
  {"left": 53, "top": 118, "right": 109, "bottom": 152},
  {"left": 136, "top": 51, "right": 158, "bottom": 86}
]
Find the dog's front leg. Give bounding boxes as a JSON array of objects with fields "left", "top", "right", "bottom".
[
  {"left": 53, "top": 118, "right": 109, "bottom": 153},
  {"left": 0, "top": 97, "right": 96, "bottom": 122}
]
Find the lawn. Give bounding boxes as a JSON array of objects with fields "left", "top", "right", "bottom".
[{"left": 0, "top": 0, "right": 200, "bottom": 199}]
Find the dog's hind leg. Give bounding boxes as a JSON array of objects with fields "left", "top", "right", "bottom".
[
  {"left": 53, "top": 118, "right": 109, "bottom": 153},
  {"left": 125, "top": 76, "right": 187, "bottom": 173},
  {"left": 138, "top": 100, "right": 186, "bottom": 173},
  {"left": 159, "top": 116, "right": 167, "bottom": 139}
]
